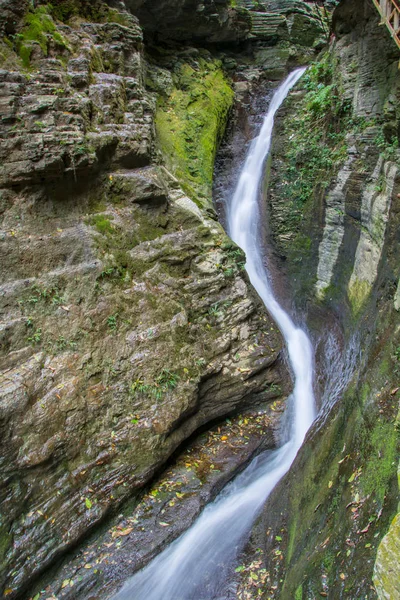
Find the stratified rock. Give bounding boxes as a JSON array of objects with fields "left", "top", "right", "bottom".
[
  {"left": 0, "top": 2, "right": 290, "bottom": 597},
  {"left": 124, "top": 0, "right": 325, "bottom": 45}
]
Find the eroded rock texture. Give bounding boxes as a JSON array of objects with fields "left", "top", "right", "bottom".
[
  {"left": 0, "top": 3, "right": 291, "bottom": 597},
  {"left": 231, "top": 0, "right": 400, "bottom": 598}
]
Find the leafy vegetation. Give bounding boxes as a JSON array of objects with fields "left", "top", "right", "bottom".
[
  {"left": 131, "top": 369, "right": 179, "bottom": 400},
  {"left": 375, "top": 129, "right": 399, "bottom": 160},
  {"left": 281, "top": 54, "right": 350, "bottom": 225}
]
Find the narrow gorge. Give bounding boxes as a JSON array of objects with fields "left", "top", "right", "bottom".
[{"left": 0, "top": 1, "right": 398, "bottom": 599}]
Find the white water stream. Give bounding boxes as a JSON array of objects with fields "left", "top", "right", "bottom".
[{"left": 113, "top": 67, "right": 315, "bottom": 600}]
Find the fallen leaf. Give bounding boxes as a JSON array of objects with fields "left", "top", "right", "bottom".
[
  {"left": 159, "top": 522, "right": 170, "bottom": 527},
  {"left": 340, "top": 573, "right": 346, "bottom": 580},
  {"left": 85, "top": 498, "right": 92, "bottom": 509},
  {"left": 61, "top": 579, "right": 71, "bottom": 589},
  {"left": 328, "top": 480, "right": 333, "bottom": 488},
  {"left": 84, "top": 564, "right": 92, "bottom": 569},
  {"left": 111, "top": 527, "right": 133, "bottom": 538}
]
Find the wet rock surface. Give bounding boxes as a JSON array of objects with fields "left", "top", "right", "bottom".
[
  {"left": 2, "top": 0, "right": 399, "bottom": 598},
  {"left": 26, "top": 405, "right": 283, "bottom": 600},
  {"left": 228, "top": 0, "right": 400, "bottom": 597},
  {"left": 0, "top": 3, "right": 292, "bottom": 597}
]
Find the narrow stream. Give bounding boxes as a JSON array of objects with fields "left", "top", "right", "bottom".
[{"left": 113, "top": 67, "right": 313, "bottom": 600}]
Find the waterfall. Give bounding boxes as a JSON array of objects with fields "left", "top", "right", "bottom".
[{"left": 112, "top": 67, "right": 314, "bottom": 600}]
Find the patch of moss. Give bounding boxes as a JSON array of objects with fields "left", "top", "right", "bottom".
[
  {"left": 294, "top": 584, "right": 303, "bottom": 600},
  {"left": 86, "top": 214, "right": 114, "bottom": 234},
  {"left": 359, "top": 420, "right": 398, "bottom": 504},
  {"left": 10, "top": 5, "right": 69, "bottom": 67},
  {"left": 0, "top": 38, "right": 20, "bottom": 69},
  {"left": 155, "top": 58, "right": 234, "bottom": 207},
  {"left": 49, "top": 0, "right": 108, "bottom": 23},
  {"left": 348, "top": 278, "right": 372, "bottom": 315},
  {"left": 48, "top": 0, "right": 131, "bottom": 26}
]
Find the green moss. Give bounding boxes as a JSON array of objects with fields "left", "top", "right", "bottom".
[
  {"left": 155, "top": 58, "right": 234, "bottom": 207},
  {"left": 0, "top": 39, "right": 20, "bottom": 69},
  {"left": 86, "top": 214, "right": 114, "bottom": 234},
  {"left": 10, "top": 5, "right": 69, "bottom": 67},
  {"left": 270, "top": 51, "right": 351, "bottom": 300},
  {"left": 49, "top": 0, "right": 110, "bottom": 23},
  {"left": 360, "top": 421, "right": 398, "bottom": 503},
  {"left": 294, "top": 585, "right": 303, "bottom": 600},
  {"left": 348, "top": 278, "right": 372, "bottom": 315}
]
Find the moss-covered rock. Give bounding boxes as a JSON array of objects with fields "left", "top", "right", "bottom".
[
  {"left": 155, "top": 57, "right": 234, "bottom": 208},
  {"left": 374, "top": 510, "right": 400, "bottom": 599},
  {"left": 0, "top": 2, "right": 290, "bottom": 597}
]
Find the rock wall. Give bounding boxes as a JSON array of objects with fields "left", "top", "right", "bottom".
[
  {"left": 231, "top": 0, "right": 400, "bottom": 598},
  {"left": 0, "top": 2, "right": 294, "bottom": 597},
  {"left": 2, "top": 0, "right": 395, "bottom": 598}
]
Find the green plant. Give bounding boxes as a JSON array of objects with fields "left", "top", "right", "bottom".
[
  {"left": 28, "top": 327, "right": 42, "bottom": 344},
  {"left": 86, "top": 214, "right": 114, "bottom": 234},
  {"left": 24, "top": 284, "right": 64, "bottom": 307},
  {"left": 269, "top": 383, "right": 282, "bottom": 395},
  {"left": 131, "top": 369, "right": 179, "bottom": 400},
  {"left": 54, "top": 336, "right": 77, "bottom": 351},
  {"left": 375, "top": 130, "right": 399, "bottom": 160},
  {"left": 208, "top": 303, "right": 220, "bottom": 316},
  {"left": 74, "top": 143, "right": 90, "bottom": 156},
  {"left": 107, "top": 314, "right": 118, "bottom": 330}
]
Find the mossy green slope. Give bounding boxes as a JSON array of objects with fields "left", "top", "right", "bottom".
[{"left": 155, "top": 58, "right": 234, "bottom": 208}]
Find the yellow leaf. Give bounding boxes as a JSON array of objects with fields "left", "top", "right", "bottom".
[
  {"left": 221, "top": 436, "right": 228, "bottom": 441},
  {"left": 61, "top": 579, "right": 71, "bottom": 588},
  {"left": 111, "top": 527, "right": 133, "bottom": 538},
  {"left": 328, "top": 481, "right": 333, "bottom": 488}
]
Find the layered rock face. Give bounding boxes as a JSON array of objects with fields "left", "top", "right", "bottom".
[
  {"left": 125, "top": 0, "right": 326, "bottom": 45},
  {"left": 4, "top": 0, "right": 397, "bottom": 599},
  {"left": 0, "top": 2, "right": 293, "bottom": 597},
  {"left": 267, "top": 0, "right": 400, "bottom": 316},
  {"left": 231, "top": 0, "right": 400, "bottom": 598}
]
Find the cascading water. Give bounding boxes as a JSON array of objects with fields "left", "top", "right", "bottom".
[{"left": 112, "top": 67, "right": 314, "bottom": 600}]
